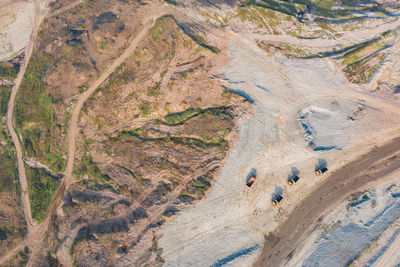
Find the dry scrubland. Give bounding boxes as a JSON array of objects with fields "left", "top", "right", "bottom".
[{"left": 0, "top": 0, "right": 400, "bottom": 266}]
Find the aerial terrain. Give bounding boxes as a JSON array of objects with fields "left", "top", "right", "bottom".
[{"left": 0, "top": 0, "right": 400, "bottom": 266}]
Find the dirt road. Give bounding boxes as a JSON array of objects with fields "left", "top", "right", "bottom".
[
  {"left": 47, "top": 0, "right": 83, "bottom": 18},
  {"left": 55, "top": 10, "right": 169, "bottom": 267},
  {"left": 0, "top": 243, "right": 25, "bottom": 264},
  {"left": 255, "top": 137, "right": 400, "bottom": 267},
  {"left": 5, "top": 0, "right": 48, "bottom": 230},
  {"left": 2, "top": 0, "right": 52, "bottom": 265}
]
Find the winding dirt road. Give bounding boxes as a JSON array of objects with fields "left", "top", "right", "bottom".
[
  {"left": 2, "top": 1, "right": 168, "bottom": 265},
  {"left": 5, "top": 0, "right": 46, "bottom": 230},
  {"left": 255, "top": 136, "right": 400, "bottom": 267},
  {"left": 2, "top": 0, "right": 52, "bottom": 265}
]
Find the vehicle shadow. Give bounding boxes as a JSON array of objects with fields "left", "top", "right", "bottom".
[
  {"left": 271, "top": 186, "right": 283, "bottom": 201},
  {"left": 315, "top": 158, "right": 327, "bottom": 171},
  {"left": 246, "top": 168, "right": 257, "bottom": 183},
  {"left": 287, "top": 167, "right": 300, "bottom": 182}
]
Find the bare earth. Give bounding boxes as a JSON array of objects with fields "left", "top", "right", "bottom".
[{"left": 255, "top": 137, "right": 400, "bottom": 267}]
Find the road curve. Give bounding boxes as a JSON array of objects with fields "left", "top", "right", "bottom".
[
  {"left": 255, "top": 136, "right": 400, "bottom": 267},
  {"left": 5, "top": 0, "right": 46, "bottom": 231}
]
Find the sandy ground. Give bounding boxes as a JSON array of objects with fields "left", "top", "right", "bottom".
[
  {"left": 158, "top": 34, "right": 400, "bottom": 266},
  {"left": 0, "top": 1, "right": 35, "bottom": 61},
  {"left": 287, "top": 171, "right": 400, "bottom": 267}
]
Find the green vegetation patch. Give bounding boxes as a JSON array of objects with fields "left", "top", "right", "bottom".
[
  {"left": 186, "top": 172, "right": 212, "bottom": 196},
  {"left": 254, "top": 0, "right": 304, "bottom": 19},
  {"left": 146, "top": 82, "right": 161, "bottom": 97},
  {"left": 0, "top": 62, "right": 19, "bottom": 81},
  {"left": 4, "top": 246, "right": 29, "bottom": 267},
  {"left": 115, "top": 127, "right": 229, "bottom": 150},
  {"left": 303, "top": 37, "right": 380, "bottom": 59},
  {"left": 26, "top": 166, "right": 62, "bottom": 223},
  {"left": 279, "top": 43, "right": 311, "bottom": 57},
  {"left": 0, "top": 137, "right": 19, "bottom": 194},
  {"left": 0, "top": 62, "right": 19, "bottom": 116},
  {"left": 163, "top": 106, "right": 229, "bottom": 125},
  {"left": 344, "top": 52, "right": 386, "bottom": 84},
  {"left": 74, "top": 151, "right": 111, "bottom": 183},
  {"left": 234, "top": 6, "right": 293, "bottom": 33},
  {"left": 187, "top": 34, "right": 221, "bottom": 54},
  {"left": 14, "top": 52, "right": 66, "bottom": 172},
  {"left": 73, "top": 139, "right": 118, "bottom": 192},
  {"left": 149, "top": 16, "right": 168, "bottom": 41},
  {"left": 341, "top": 37, "right": 390, "bottom": 66},
  {"left": 245, "top": 0, "right": 390, "bottom": 22},
  {"left": 140, "top": 102, "right": 151, "bottom": 117},
  {"left": 15, "top": 53, "right": 53, "bottom": 129},
  {"left": 0, "top": 86, "right": 11, "bottom": 116}
]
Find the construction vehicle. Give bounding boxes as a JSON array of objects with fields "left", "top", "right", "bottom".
[
  {"left": 288, "top": 176, "right": 300, "bottom": 185},
  {"left": 246, "top": 176, "right": 256, "bottom": 187},
  {"left": 272, "top": 195, "right": 283, "bottom": 206},
  {"left": 120, "top": 242, "right": 128, "bottom": 252},
  {"left": 315, "top": 166, "right": 328, "bottom": 175}
]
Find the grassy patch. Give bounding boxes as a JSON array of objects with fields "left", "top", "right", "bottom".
[
  {"left": 14, "top": 52, "right": 66, "bottom": 170},
  {"left": 115, "top": 126, "right": 229, "bottom": 151},
  {"left": 186, "top": 173, "right": 212, "bottom": 196},
  {"left": 73, "top": 139, "right": 118, "bottom": 191},
  {"left": 187, "top": 34, "right": 220, "bottom": 54},
  {"left": 280, "top": 43, "right": 311, "bottom": 57},
  {"left": 26, "top": 166, "right": 62, "bottom": 223},
  {"left": 140, "top": 102, "right": 151, "bottom": 117},
  {"left": 0, "top": 62, "right": 19, "bottom": 116},
  {"left": 344, "top": 52, "right": 386, "bottom": 84},
  {"left": 245, "top": 0, "right": 389, "bottom": 22},
  {"left": 164, "top": 106, "right": 228, "bottom": 125},
  {"left": 99, "top": 41, "right": 107, "bottom": 49},
  {"left": 254, "top": 0, "right": 303, "bottom": 19},
  {"left": 0, "top": 86, "right": 11, "bottom": 116},
  {"left": 149, "top": 16, "right": 167, "bottom": 41},
  {"left": 74, "top": 151, "right": 111, "bottom": 183},
  {"left": 0, "top": 142, "right": 19, "bottom": 194},
  {"left": 304, "top": 37, "right": 380, "bottom": 59},
  {"left": 5, "top": 246, "right": 30, "bottom": 266},
  {"left": 341, "top": 38, "right": 389, "bottom": 66},
  {"left": 146, "top": 82, "right": 161, "bottom": 97},
  {"left": 0, "top": 62, "right": 19, "bottom": 81}
]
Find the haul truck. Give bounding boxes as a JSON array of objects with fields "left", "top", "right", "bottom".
[
  {"left": 246, "top": 176, "right": 256, "bottom": 187},
  {"left": 288, "top": 176, "right": 300, "bottom": 186},
  {"left": 272, "top": 195, "right": 283, "bottom": 206},
  {"left": 315, "top": 166, "right": 328, "bottom": 175}
]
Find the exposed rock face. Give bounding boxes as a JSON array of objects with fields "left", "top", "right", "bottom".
[{"left": 0, "top": 1, "right": 35, "bottom": 61}]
